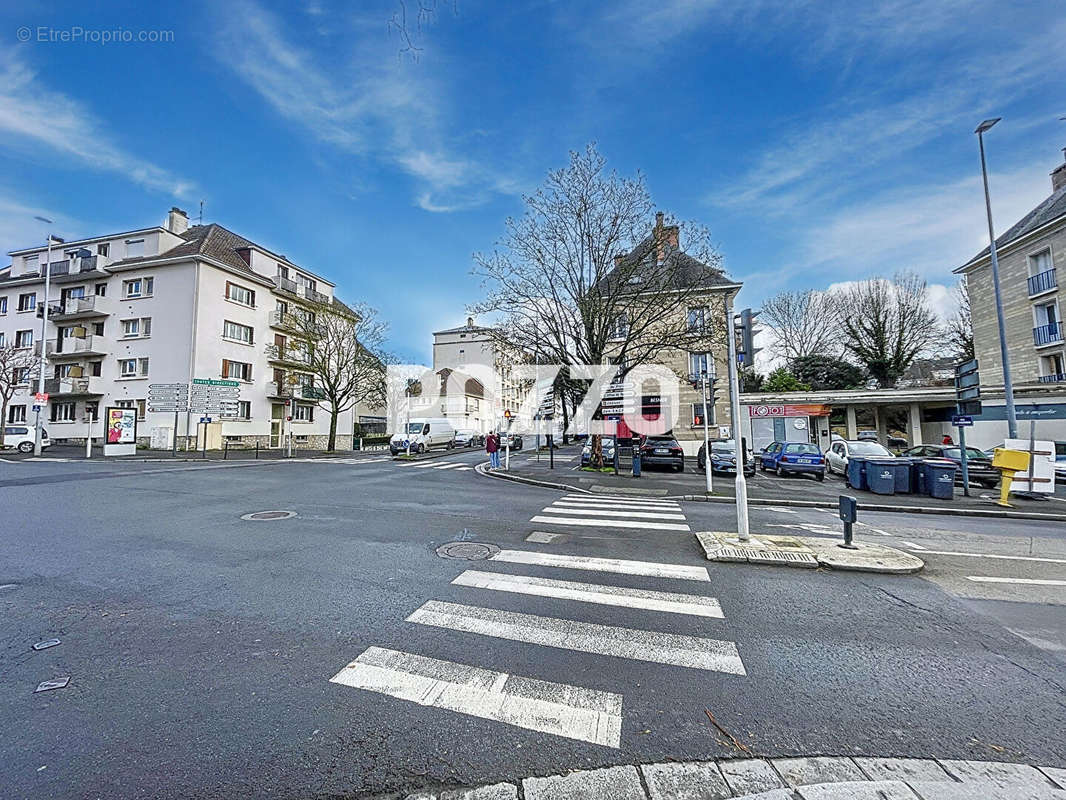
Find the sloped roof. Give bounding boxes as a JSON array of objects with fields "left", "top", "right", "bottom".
[
  {"left": 599, "top": 232, "right": 735, "bottom": 294},
  {"left": 434, "top": 323, "right": 492, "bottom": 335},
  {"left": 959, "top": 184, "right": 1066, "bottom": 270},
  {"left": 107, "top": 224, "right": 259, "bottom": 277}
]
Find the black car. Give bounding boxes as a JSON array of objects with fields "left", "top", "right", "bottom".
[
  {"left": 902, "top": 444, "right": 999, "bottom": 489},
  {"left": 638, "top": 435, "right": 685, "bottom": 472},
  {"left": 697, "top": 439, "right": 755, "bottom": 477}
]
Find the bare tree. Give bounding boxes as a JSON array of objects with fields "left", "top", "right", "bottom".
[
  {"left": 471, "top": 143, "right": 727, "bottom": 463},
  {"left": 0, "top": 346, "right": 40, "bottom": 449},
  {"left": 388, "top": 0, "right": 457, "bottom": 61},
  {"left": 277, "top": 299, "right": 389, "bottom": 452},
  {"left": 945, "top": 278, "right": 975, "bottom": 362},
  {"left": 760, "top": 289, "right": 843, "bottom": 362},
  {"left": 839, "top": 272, "right": 940, "bottom": 388}
]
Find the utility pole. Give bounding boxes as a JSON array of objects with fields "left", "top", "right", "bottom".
[
  {"left": 727, "top": 295, "right": 751, "bottom": 542},
  {"left": 700, "top": 366, "right": 712, "bottom": 493},
  {"left": 975, "top": 117, "right": 1018, "bottom": 439},
  {"left": 33, "top": 221, "right": 57, "bottom": 456}
]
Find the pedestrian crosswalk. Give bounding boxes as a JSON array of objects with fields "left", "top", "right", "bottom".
[
  {"left": 329, "top": 489, "right": 745, "bottom": 748},
  {"left": 530, "top": 493, "right": 691, "bottom": 532},
  {"left": 290, "top": 456, "right": 475, "bottom": 471}
]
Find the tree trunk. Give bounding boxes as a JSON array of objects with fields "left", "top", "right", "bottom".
[
  {"left": 561, "top": 397, "right": 570, "bottom": 445},
  {"left": 0, "top": 401, "right": 5, "bottom": 448},
  {"left": 327, "top": 404, "right": 338, "bottom": 452}
]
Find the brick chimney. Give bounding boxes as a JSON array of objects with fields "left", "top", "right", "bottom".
[
  {"left": 466, "top": 316, "right": 474, "bottom": 328},
  {"left": 613, "top": 252, "right": 626, "bottom": 268},
  {"left": 1052, "top": 149, "right": 1066, "bottom": 192},
  {"left": 653, "top": 211, "right": 679, "bottom": 263},
  {"left": 167, "top": 207, "right": 188, "bottom": 235}
]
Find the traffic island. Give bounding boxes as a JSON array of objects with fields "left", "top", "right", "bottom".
[{"left": 695, "top": 531, "right": 925, "bottom": 574}]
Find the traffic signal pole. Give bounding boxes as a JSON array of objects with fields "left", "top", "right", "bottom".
[
  {"left": 727, "top": 295, "right": 751, "bottom": 542},
  {"left": 701, "top": 370, "right": 712, "bottom": 493}
]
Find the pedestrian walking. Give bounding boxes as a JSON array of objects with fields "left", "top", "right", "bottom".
[{"left": 486, "top": 430, "right": 500, "bottom": 469}]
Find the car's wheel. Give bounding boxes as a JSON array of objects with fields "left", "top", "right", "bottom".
[
  {"left": 417, "top": 443, "right": 425, "bottom": 454},
  {"left": 981, "top": 479, "right": 998, "bottom": 489},
  {"left": 759, "top": 461, "right": 767, "bottom": 472},
  {"left": 776, "top": 465, "right": 786, "bottom": 477},
  {"left": 816, "top": 472, "right": 825, "bottom": 482},
  {"left": 17, "top": 441, "right": 33, "bottom": 453}
]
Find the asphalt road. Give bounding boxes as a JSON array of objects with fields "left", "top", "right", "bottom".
[{"left": 1, "top": 450, "right": 1064, "bottom": 799}]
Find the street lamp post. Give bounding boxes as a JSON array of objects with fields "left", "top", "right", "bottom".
[
  {"left": 726, "top": 294, "right": 751, "bottom": 542},
  {"left": 699, "top": 365, "right": 712, "bottom": 493},
  {"left": 33, "top": 217, "right": 56, "bottom": 456},
  {"left": 975, "top": 117, "right": 1018, "bottom": 439}
]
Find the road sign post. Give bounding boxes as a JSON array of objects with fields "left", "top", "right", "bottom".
[{"left": 954, "top": 360, "right": 980, "bottom": 497}]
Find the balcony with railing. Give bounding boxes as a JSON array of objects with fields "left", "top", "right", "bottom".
[
  {"left": 43, "top": 376, "right": 104, "bottom": 396},
  {"left": 1028, "top": 268, "right": 1058, "bottom": 297},
  {"left": 1034, "top": 321, "right": 1064, "bottom": 347},
  {"left": 50, "top": 294, "right": 112, "bottom": 320},
  {"left": 1038, "top": 372, "right": 1065, "bottom": 384},
  {"left": 269, "top": 309, "right": 292, "bottom": 328},
  {"left": 273, "top": 273, "right": 298, "bottom": 294},
  {"left": 302, "top": 286, "right": 329, "bottom": 305},
  {"left": 265, "top": 343, "right": 310, "bottom": 364},
  {"left": 266, "top": 381, "right": 322, "bottom": 400},
  {"left": 52, "top": 335, "right": 108, "bottom": 358},
  {"left": 33, "top": 340, "right": 56, "bottom": 358}
]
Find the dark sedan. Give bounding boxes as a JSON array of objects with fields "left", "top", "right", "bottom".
[
  {"left": 697, "top": 439, "right": 755, "bottom": 476},
  {"left": 902, "top": 444, "right": 1000, "bottom": 488},
  {"left": 638, "top": 436, "right": 685, "bottom": 472}
]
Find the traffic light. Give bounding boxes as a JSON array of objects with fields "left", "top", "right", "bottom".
[{"left": 735, "top": 308, "right": 761, "bottom": 366}]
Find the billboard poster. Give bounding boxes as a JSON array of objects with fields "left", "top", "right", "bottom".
[{"left": 106, "top": 407, "right": 137, "bottom": 445}]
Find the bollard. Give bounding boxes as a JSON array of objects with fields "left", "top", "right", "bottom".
[
  {"left": 256, "top": 441, "right": 260, "bottom": 459},
  {"left": 224, "top": 441, "right": 229, "bottom": 460},
  {"left": 838, "top": 495, "right": 858, "bottom": 549},
  {"left": 632, "top": 450, "right": 642, "bottom": 478}
]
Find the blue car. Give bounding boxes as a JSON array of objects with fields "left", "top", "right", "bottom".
[{"left": 759, "top": 441, "right": 825, "bottom": 480}]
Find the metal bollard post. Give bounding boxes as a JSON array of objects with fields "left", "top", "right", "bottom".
[
  {"left": 224, "top": 441, "right": 229, "bottom": 460},
  {"left": 549, "top": 434, "right": 554, "bottom": 469},
  {"left": 838, "top": 495, "right": 859, "bottom": 549},
  {"left": 633, "top": 450, "right": 642, "bottom": 477},
  {"left": 256, "top": 441, "right": 260, "bottom": 459}
]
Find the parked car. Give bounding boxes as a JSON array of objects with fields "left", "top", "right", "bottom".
[
  {"left": 759, "top": 441, "right": 825, "bottom": 480},
  {"left": 581, "top": 436, "right": 616, "bottom": 466},
  {"left": 638, "top": 435, "right": 685, "bottom": 472},
  {"left": 2, "top": 426, "right": 51, "bottom": 454},
  {"left": 389, "top": 418, "right": 456, "bottom": 455},
  {"left": 697, "top": 439, "right": 755, "bottom": 476},
  {"left": 499, "top": 432, "right": 523, "bottom": 451},
  {"left": 454, "top": 429, "right": 484, "bottom": 448},
  {"left": 902, "top": 444, "right": 999, "bottom": 488},
  {"left": 824, "top": 440, "right": 893, "bottom": 476},
  {"left": 856, "top": 430, "right": 879, "bottom": 442}
]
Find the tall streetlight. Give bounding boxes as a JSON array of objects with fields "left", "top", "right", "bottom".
[
  {"left": 975, "top": 118, "right": 1018, "bottom": 439},
  {"left": 33, "top": 216, "right": 58, "bottom": 456}
]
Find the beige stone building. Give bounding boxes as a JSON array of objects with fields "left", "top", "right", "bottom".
[
  {"left": 603, "top": 215, "right": 742, "bottom": 456},
  {"left": 954, "top": 148, "right": 1066, "bottom": 445}
]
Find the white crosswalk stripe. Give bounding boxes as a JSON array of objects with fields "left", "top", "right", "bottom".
[
  {"left": 330, "top": 646, "right": 623, "bottom": 747},
  {"left": 453, "top": 570, "right": 724, "bottom": 618},
  {"left": 407, "top": 600, "right": 746, "bottom": 674},
  {"left": 530, "top": 493, "right": 690, "bottom": 531},
  {"left": 489, "top": 549, "right": 709, "bottom": 581}
]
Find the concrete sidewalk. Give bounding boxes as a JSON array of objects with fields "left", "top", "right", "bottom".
[
  {"left": 694, "top": 531, "right": 925, "bottom": 574},
  {"left": 390, "top": 756, "right": 1066, "bottom": 799},
  {"left": 487, "top": 446, "right": 1066, "bottom": 521}
]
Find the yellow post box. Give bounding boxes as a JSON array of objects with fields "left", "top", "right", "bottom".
[{"left": 991, "top": 448, "right": 1031, "bottom": 508}]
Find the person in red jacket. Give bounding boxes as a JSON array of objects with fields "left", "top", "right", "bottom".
[
  {"left": 942, "top": 434, "right": 954, "bottom": 445},
  {"left": 486, "top": 430, "right": 500, "bottom": 469}
]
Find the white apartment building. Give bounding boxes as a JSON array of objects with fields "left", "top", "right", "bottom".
[
  {"left": 1, "top": 207, "right": 376, "bottom": 450},
  {"left": 431, "top": 317, "right": 531, "bottom": 433}
]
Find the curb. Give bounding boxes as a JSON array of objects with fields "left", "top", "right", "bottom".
[
  {"left": 695, "top": 531, "right": 925, "bottom": 574},
  {"left": 476, "top": 465, "right": 1066, "bottom": 520},
  {"left": 393, "top": 446, "right": 483, "bottom": 464},
  {"left": 372, "top": 755, "right": 1066, "bottom": 800},
  {"left": 671, "top": 493, "right": 1066, "bottom": 521}
]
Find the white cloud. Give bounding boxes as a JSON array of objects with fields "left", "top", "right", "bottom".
[
  {"left": 215, "top": 0, "right": 517, "bottom": 212},
  {"left": 0, "top": 53, "right": 194, "bottom": 198}
]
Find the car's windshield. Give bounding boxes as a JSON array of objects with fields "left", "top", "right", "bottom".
[
  {"left": 943, "top": 447, "right": 986, "bottom": 459},
  {"left": 784, "top": 443, "right": 820, "bottom": 454},
  {"left": 850, "top": 442, "right": 891, "bottom": 455},
  {"left": 585, "top": 438, "right": 615, "bottom": 448},
  {"left": 406, "top": 423, "right": 424, "bottom": 434},
  {"left": 711, "top": 441, "right": 735, "bottom": 453}
]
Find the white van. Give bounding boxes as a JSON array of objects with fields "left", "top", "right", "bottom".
[{"left": 390, "top": 418, "right": 456, "bottom": 455}]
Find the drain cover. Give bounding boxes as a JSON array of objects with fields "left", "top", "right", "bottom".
[
  {"left": 435, "top": 541, "right": 500, "bottom": 561},
  {"left": 240, "top": 510, "right": 297, "bottom": 521}
]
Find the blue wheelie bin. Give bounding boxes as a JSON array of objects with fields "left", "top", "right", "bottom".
[
  {"left": 888, "top": 458, "right": 913, "bottom": 494},
  {"left": 865, "top": 458, "right": 896, "bottom": 495},
  {"left": 924, "top": 459, "right": 956, "bottom": 500},
  {"left": 845, "top": 456, "right": 867, "bottom": 490}
]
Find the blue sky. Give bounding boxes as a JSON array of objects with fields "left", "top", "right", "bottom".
[{"left": 1, "top": 0, "right": 1064, "bottom": 364}]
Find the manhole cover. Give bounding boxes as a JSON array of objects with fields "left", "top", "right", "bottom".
[
  {"left": 240, "top": 510, "right": 297, "bottom": 521},
  {"left": 435, "top": 541, "right": 500, "bottom": 560}
]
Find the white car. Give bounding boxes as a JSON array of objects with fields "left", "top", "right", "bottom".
[
  {"left": 389, "top": 418, "right": 456, "bottom": 455},
  {"left": 824, "top": 439, "right": 892, "bottom": 476},
  {"left": 3, "top": 425, "right": 52, "bottom": 454}
]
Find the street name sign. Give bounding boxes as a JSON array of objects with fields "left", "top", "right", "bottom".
[{"left": 951, "top": 414, "right": 974, "bottom": 427}]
